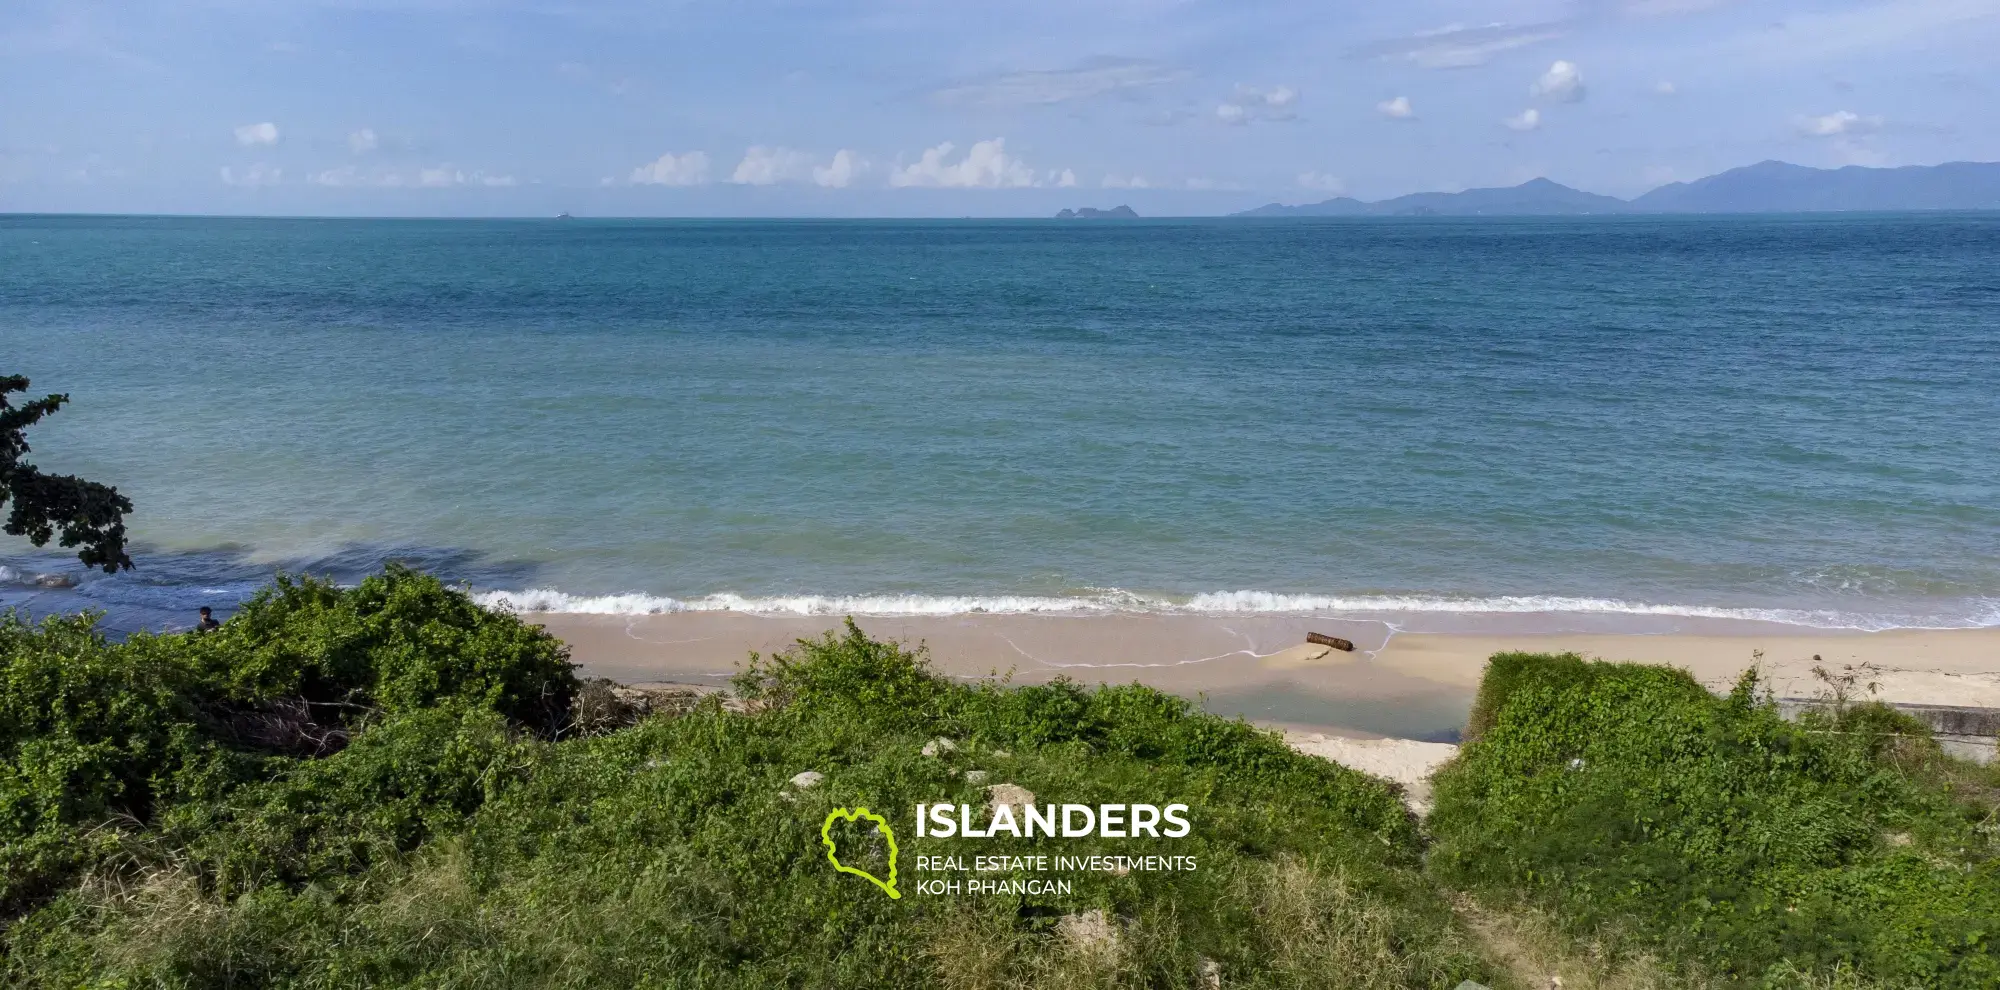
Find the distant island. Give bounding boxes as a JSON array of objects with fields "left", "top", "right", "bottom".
[
  {"left": 1234, "top": 160, "right": 2000, "bottom": 217},
  {"left": 1056, "top": 205, "right": 1139, "bottom": 219}
]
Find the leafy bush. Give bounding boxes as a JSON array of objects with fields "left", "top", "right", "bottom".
[
  {"left": 0, "top": 611, "right": 243, "bottom": 913},
  {"left": 0, "top": 567, "right": 574, "bottom": 918},
  {"left": 1429, "top": 652, "right": 2000, "bottom": 989},
  {"left": 198, "top": 565, "right": 577, "bottom": 730},
  {"left": 5, "top": 613, "right": 1487, "bottom": 989}
]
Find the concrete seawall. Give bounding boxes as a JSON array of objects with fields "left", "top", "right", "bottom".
[{"left": 1778, "top": 699, "right": 1999, "bottom": 764}]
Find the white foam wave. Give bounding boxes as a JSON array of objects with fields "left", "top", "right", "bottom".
[
  {"left": 473, "top": 586, "right": 2000, "bottom": 631},
  {"left": 474, "top": 588, "right": 1140, "bottom": 616}
]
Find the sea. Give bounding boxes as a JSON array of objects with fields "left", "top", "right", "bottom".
[{"left": 3, "top": 213, "right": 1998, "bottom": 634}]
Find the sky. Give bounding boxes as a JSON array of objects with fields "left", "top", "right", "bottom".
[{"left": 4, "top": 0, "right": 1999, "bottom": 217}]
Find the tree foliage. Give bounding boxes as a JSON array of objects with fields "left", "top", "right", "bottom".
[{"left": 0, "top": 374, "right": 133, "bottom": 573}]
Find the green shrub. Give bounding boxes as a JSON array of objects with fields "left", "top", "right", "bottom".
[
  {"left": 202, "top": 565, "right": 577, "bottom": 729},
  {"left": 1429, "top": 652, "right": 2000, "bottom": 989},
  {"left": 0, "top": 611, "right": 245, "bottom": 914},
  {"left": 0, "top": 567, "right": 574, "bottom": 920},
  {"left": 5, "top": 613, "right": 1488, "bottom": 989}
]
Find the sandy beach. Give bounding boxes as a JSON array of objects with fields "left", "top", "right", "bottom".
[{"left": 536, "top": 612, "right": 2000, "bottom": 740}]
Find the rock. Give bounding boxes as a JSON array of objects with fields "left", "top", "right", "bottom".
[
  {"left": 789, "top": 770, "right": 824, "bottom": 790},
  {"left": 991, "top": 749, "right": 1011, "bottom": 758},
  {"left": 986, "top": 783, "right": 1035, "bottom": 813},
  {"left": 1054, "top": 908, "right": 1119, "bottom": 956},
  {"left": 1454, "top": 982, "right": 1493, "bottom": 990},
  {"left": 1200, "top": 958, "right": 1222, "bottom": 989},
  {"left": 922, "top": 737, "right": 958, "bottom": 758},
  {"left": 963, "top": 770, "right": 989, "bottom": 784},
  {"left": 33, "top": 573, "right": 77, "bottom": 589}
]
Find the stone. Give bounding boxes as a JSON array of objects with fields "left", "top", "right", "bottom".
[
  {"left": 33, "top": 573, "right": 77, "bottom": 589},
  {"left": 1054, "top": 908, "right": 1119, "bottom": 956},
  {"left": 986, "top": 783, "right": 1035, "bottom": 813},
  {"left": 963, "top": 770, "right": 989, "bottom": 784},
  {"left": 789, "top": 771, "right": 824, "bottom": 790},
  {"left": 921, "top": 737, "right": 958, "bottom": 758}
]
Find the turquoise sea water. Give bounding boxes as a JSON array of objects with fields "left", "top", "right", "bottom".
[{"left": 3, "top": 213, "right": 1998, "bottom": 631}]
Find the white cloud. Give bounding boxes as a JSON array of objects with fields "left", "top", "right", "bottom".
[
  {"left": 348, "top": 128, "right": 377, "bottom": 154},
  {"left": 1354, "top": 22, "right": 1565, "bottom": 69},
  {"left": 1054, "top": 168, "right": 1078, "bottom": 188},
  {"left": 1216, "top": 84, "right": 1299, "bottom": 125},
  {"left": 310, "top": 165, "right": 362, "bottom": 187},
  {"left": 889, "top": 139, "right": 1040, "bottom": 188},
  {"left": 630, "top": 151, "right": 710, "bottom": 186},
  {"left": 219, "top": 163, "right": 281, "bottom": 186},
  {"left": 1376, "top": 96, "right": 1414, "bottom": 119},
  {"left": 732, "top": 146, "right": 814, "bottom": 185},
  {"left": 1102, "top": 173, "right": 1150, "bottom": 189},
  {"left": 812, "top": 150, "right": 866, "bottom": 188},
  {"left": 1297, "top": 171, "right": 1346, "bottom": 192},
  {"left": 234, "top": 122, "right": 279, "bottom": 146},
  {"left": 1653, "top": 80, "right": 1678, "bottom": 96},
  {"left": 1530, "top": 61, "right": 1585, "bottom": 102},
  {"left": 311, "top": 165, "right": 512, "bottom": 188},
  {"left": 1504, "top": 108, "right": 1542, "bottom": 131},
  {"left": 931, "top": 57, "right": 1189, "bottom": 108},
  {"left": 1796, "top": 110, "right": 1882, "bottom": 137}
]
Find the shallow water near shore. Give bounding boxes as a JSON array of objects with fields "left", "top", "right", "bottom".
[{"left": 4, "top": 213, "right": 1999, "bottom": 633}]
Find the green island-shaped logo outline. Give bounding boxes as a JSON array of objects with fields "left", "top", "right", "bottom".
[{"left": 822, "top": 807, "right": 901, "bottom": 899}]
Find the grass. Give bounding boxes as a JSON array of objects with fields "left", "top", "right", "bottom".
[
  {"left": 5, "top": 573, "right": 1996, "bottom": 988},
  {"left": 1429, "top": 652, "right": 2000, "bottom": 990},
  {"left": 1, "top": 584, "right": 1489, "bottom": 989}
]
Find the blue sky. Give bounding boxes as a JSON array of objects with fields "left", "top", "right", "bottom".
[{"left": 4, "top": 0, "right": 1998, "bottom": 216}]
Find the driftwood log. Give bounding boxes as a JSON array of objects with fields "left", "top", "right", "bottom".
[{"left": 1306, "top": 632, "right": 1356, "bottom": 652}]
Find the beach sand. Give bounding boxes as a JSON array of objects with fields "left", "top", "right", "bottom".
[{"left": 535, "top": 612, "right": 2000, "bottom": 741}]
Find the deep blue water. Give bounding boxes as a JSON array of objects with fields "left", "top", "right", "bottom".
[{"left": 3, "top": 213, "right": 1997, "bottom": 630}]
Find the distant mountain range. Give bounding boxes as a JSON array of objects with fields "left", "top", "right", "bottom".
[{"left": 1233, "top": 161, "right": 2000, "bottom": 217}]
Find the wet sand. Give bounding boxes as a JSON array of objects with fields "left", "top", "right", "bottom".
[{"left": 536, "top": 612, "right": 2000, "bottom": 741}]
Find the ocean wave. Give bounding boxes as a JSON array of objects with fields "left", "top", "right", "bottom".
[{"left": 472, "top": 586, "right": 2000, "bottom": 631}]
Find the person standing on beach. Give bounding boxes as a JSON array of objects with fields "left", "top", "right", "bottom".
[{"left": 195, "top": 606, "right": 220, "bottom": 633}]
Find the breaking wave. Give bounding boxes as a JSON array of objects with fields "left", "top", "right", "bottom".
[{"left": 471, "top": 586, "right": 2000, "bottom": 631}]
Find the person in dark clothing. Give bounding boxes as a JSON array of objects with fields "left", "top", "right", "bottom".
[{"left": 195, "top": 606, "right": 220, "bottom": 633}]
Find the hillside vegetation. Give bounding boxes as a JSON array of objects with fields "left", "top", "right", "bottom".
[
  {"left": 1431, "top": 652, "right": 2000, "bottom": 989},
  {"left": 3, "top": 570, "right": 1995, "bottom": 988}
]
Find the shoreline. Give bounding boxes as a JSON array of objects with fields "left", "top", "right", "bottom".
[{"left": 537, "top": 612, "right": 2000, "bottom": 741}]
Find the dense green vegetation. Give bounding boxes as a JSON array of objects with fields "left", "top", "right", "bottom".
[
  {"left": 1431, "top": 651, "right": 2000, "bottom": 989},
  {"left": 2, "top": 571, "right": 1486, "bottom": 989},
  {"left": 4, "top": 573, "right": 1996, "bottom": 988}
]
